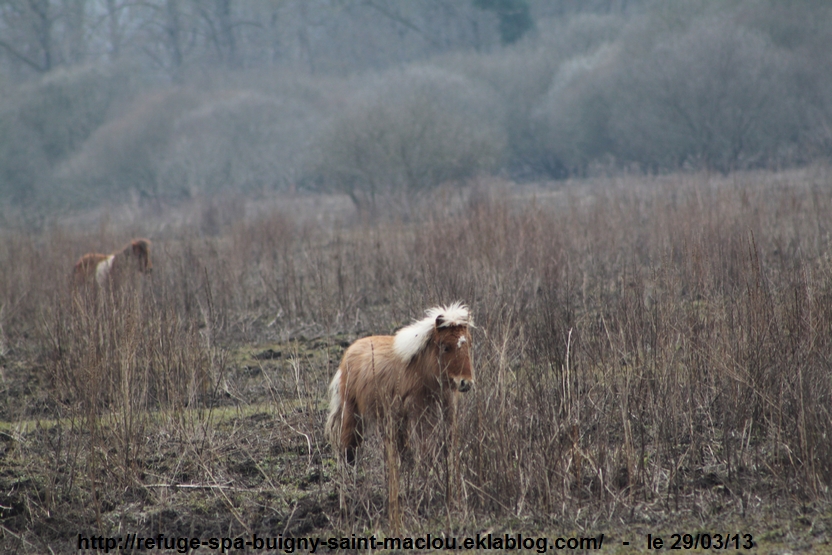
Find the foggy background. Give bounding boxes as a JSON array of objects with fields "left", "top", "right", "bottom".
[{"left": 1, "top": 0, "right": 830, "bottom": 219}]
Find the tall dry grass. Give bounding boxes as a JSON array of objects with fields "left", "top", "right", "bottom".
[{"left": 0, "top": 169, "right": 831, "bottom": 547}]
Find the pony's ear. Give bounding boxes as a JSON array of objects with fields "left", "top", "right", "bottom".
[{"left": 435, "top": 314, "right": 446, "bottom": 328}]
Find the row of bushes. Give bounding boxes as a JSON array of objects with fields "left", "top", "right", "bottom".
[{"left": 1, "top": 3, "right": 831, "bottom": 215}]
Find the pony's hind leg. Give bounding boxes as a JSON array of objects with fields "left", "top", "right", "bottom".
[
  {"left": 335, "top": 404, "right": 362, "bottom": 520},
  {"left": 339, "top": 404, "right": 361, "bottom": 465}
]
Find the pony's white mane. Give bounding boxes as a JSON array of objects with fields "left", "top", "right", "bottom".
[
  {"left": 95, "top": 255, "right": 116, "bottom": 286},
  {"left": 392, "top": 302, "right": 471, "bottom": 362}
]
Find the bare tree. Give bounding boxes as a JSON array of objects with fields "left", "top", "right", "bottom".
[
  {"left": 610, "top": 17, "right": 797, "bottom": 172},
  {"left": 473, "top": 0, "right": 533, "bottom": 45},
  {"left": 64, "top": 0, "right": 86, "bottom": 63},
  {"left": 194, "top": 0, "right": 238, "bottom": 68},
  {"left": 0, "top": 0, "right": 59, "bottom": 72},
  {"left": 310, "top": 66, "right": 505, "bottom": 214},
  {"left": 130, "top": 0, "right": 202, "bottom": 79},
  {"left": 102, "top": 0, "right": 128, "bottom": 59}
]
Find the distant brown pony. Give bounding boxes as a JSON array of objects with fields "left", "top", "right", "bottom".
[
  {"left": 326, "top": 302, "right": 474, "bottom": 464},
  {"left": 73, "top": 238, "right": 152, "bottom": 288}
]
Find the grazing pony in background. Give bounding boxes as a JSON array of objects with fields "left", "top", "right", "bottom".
[
  {"left": 326, "top": 302, "right": 474, "bottom": 465},
  {"left": 73, "top": 238, "right": 153, "bottom": 288}
]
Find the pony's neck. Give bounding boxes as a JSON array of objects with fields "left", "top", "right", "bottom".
[{"left": 408, "top": 341, "right": 442, "bottom": 390}]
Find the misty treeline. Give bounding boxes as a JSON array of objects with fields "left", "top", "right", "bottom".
[{"left": 1, "top": 0, "right": 831, "bottom": 215}]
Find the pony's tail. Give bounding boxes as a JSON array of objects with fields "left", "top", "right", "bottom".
[{"left": 326, "top": 369, "right": 343, "bottom": 448}]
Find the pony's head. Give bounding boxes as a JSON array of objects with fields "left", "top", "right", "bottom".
[
  {"left": 394, "top": 302, "right": 474, "bottom": 392},
  {"left": 129, "top": 239, "right": 152, "bottom": 274},
  {"left": 434, "top": 319, "right": 473, "bottom": 392}
]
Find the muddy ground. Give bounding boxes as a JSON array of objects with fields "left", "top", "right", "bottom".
[{"left": 1, "top": 332, "right": 831, "bottom": 554}]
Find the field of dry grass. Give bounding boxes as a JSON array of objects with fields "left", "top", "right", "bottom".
[{"left": 1, "top": 169, "right": 832, "bottom": 553}]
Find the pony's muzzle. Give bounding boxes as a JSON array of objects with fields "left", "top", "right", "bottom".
[{"left": 456, "top": 378, "right": 472, "bottom": 393}]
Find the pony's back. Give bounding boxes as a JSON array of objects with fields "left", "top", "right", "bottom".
[{"left": 73, "top": 253, "right": 109, "bottom": 285}]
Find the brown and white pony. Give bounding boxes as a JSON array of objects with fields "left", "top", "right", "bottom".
[
  {"left": 73, "top": 238, "right": 152, "bottom": 288},
  {"left": 326, "top": 302, "right": 474, "bottom": 464}
]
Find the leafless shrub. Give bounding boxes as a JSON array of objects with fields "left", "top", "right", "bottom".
[
  {"left": 531, "top": 43, "right": 618, "bottom": 175},
  {"left": 161, "top": 91, "right": 320, "bottom": 196},
  {"left": 609, "top": 17, "right": 799, "bottom": 172},
  {"left": 308, "top": 66, "right": 506, "bottom": 215},
  {"left": 14, "top": 64, "right": 136, "bottom": 165},
  {"left": 56, "top": 88, "right": 202, "bottom": 206},
  {"left": 0, "top": 64, "right": 135, "bottom": 207}
]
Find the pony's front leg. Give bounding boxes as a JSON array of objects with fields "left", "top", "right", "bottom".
[
  {"left": 442, "top": 392, "right": 461, "bottom": 509},
  {"left": 395, "top": 413, "right": 412, "bottom": 464},
  {"left": 382, "top": 410, "right": 404, "bottom": 534}
]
